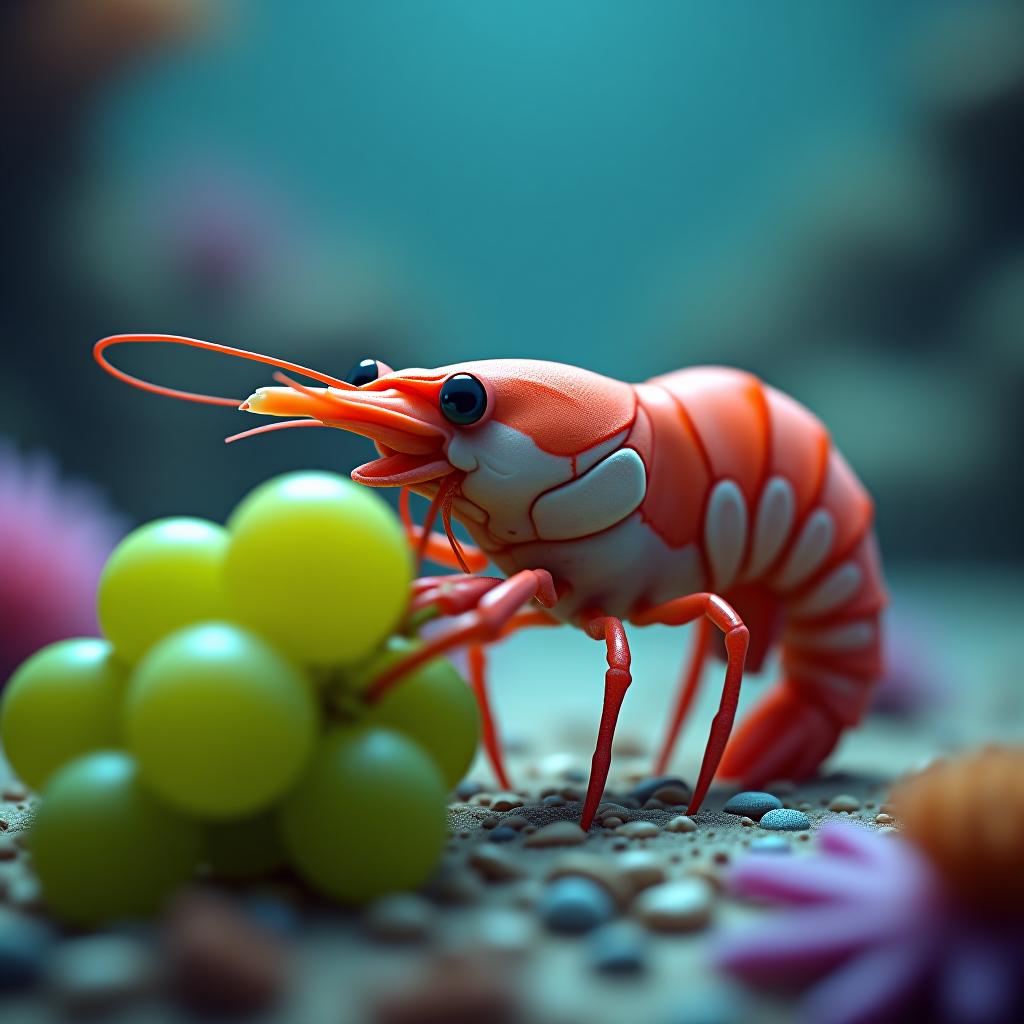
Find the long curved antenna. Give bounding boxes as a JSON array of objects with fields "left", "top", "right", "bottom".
[
  {"left": 94, "top": 333, "right": 353, "bottom": 407},
  {"left": 224, "top": 420, "right": 331, "bottom": 445}
]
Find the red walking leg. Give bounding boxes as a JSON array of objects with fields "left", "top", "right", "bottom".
[
  {"left": 579, "top": 612, "right": 632, "bottom": 832},
  {"left": 653, "top": 616, "right": 711, "bottom": 775},
  {"left": 632, "top": 594, "right": 749, "bottom": 815}
]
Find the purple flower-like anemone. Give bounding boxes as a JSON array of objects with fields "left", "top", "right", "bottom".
[
  {"left": 0, "top": 443, "right": 124, "bottom": 684},
  {"left": 713, "top": 822, "right": 1024, "bottom": 1024}
]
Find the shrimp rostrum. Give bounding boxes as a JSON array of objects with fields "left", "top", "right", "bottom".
[{"left": 95, "top": 335, "right": 887, "bottom": 830}]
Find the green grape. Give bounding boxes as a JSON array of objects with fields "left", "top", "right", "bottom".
[
  {"left": 346, "top": 637, "right": 479, "bottom": 789},
  {"left": 224, "top": 472, "right": 411, "bottom": 664},
  {"left": 97, "top": 517, "right": 230, "bottom": 662},
  {"left": 279, "top": 725, "right": 446, "bottom": 904},
  {"left": 124, "top": 622, "right": 319, "bottom": 819},
  {"left": 30, "top": 751, "right": 200, "bottom": 925},
  {"left": 0, "top": 638, "right": 128, "bottom": 791},
  {"left": 202, "top": 812, "right": 286, "bottom": 880}
]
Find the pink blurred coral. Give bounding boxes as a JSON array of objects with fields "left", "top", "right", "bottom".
[
  {"left": 713, "top": 822, "right": 1024, "bottom": 1024},
  {"left": 0, "top": 442, "right": 124, "bottom": 684}
]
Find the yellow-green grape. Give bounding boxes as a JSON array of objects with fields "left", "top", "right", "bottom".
[
  {"left": 348, "top": 637, "right": 479, "bottom": 788},
  {"left": 202, "top": 812, "right": 286, "bottom": 881},
  {"left": 30, "top": 751, "right": 200, "bottom": 925},
  {"left": 124, "top": 622, "right": 319, "bottom": 819},
  {"left": 224, "top": 472, "right": 411, "bottom": 664},
  {"left": 279, "top": 726, "right": 446, "bottom": 904},
  {"left": 97, "top": 518, "right": 230, "bottom": 662},
  {"left": 0, "top": 638, "right": 128, "bottom": 790}
]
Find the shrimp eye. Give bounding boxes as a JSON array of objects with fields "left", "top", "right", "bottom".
[
  {"left": 345, "top": 358, "right": 380, "bottom": 387},
  {"left": 440, "top": 373, "right": 487, "bottom": 425}
]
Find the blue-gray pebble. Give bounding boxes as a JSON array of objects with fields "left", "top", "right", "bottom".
[
  {"left": 749, "top": 835, "right": 791, "bottom": 854},
  {"left": 722, "top": 791, "right": 782, "bottom": 819},
  {"left": 759, "top": 808, "right": 810, "bottom": 831},
  {"left": 587, "top": 921, "right": 647, "bottom": 976},
  {"left": 540, "top": 878, "right": 615, "bottom": 935},
  {"left": 630, "top": 776, "right": 691, "bottom": 805},
  {"left": 487, "top": 826, "right": 519, "bottom": 844}
]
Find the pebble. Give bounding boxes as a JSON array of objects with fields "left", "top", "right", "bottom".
[
  {"left": 1, "top": 787, "right": 28, "bottom": 803},
  {"left": 763, "top": 779, "right": 796, "bottom": 795},
  {"left": 481, "top": 815, "right": 500, "bottom": 830},
  {"left": 664, "top": 815, "right": 698, "bottom": 833},
  {"left": 631, "top": 776, "right": 691, "bottom": 805},
  {"left": 469, "top": 845, "right": 525, "bottom": 882},
  {"left": 501, "top": 815, "right": 530, "bottom": 830},
  {"left": 470, "top": 792, "right": 494, "bottom": 807},
  {"left": 454, "top": 779, "right": 486, "bottom": 801},
  {"left": 487, "top": 826, "right": 520, "bottom": 844},
  {"left": 759, "top": 808, "right": 811, "bottom": 831},
  {"left": 46, "top": 935, "right": 155, "bottom": 1014},
  {"left": 541, "top": 793, "right": 566, "bottom": 807},
  {"left": 828, "top": 794, "right": 861, "bottom": 813},
  {"left": 0, "top": 838, "right": 18, "bottom": 861},
  {"left": 634, "top": 878, "right": 714, "bottom": 933},
  {"left": 587, "top": 921, "right": 648, "bottom": 976},
  {"left": 425, "top": 865, "right": 482, "bottom": 906},
  {"left": 469, "top": 908, "right": 536, "bottom": 960},
  {"left": 490, "top": 793, "right": 525, "bottom": 813},
  {"left": 602, "top": 816, "right": 625, "bottom": 828},
  {"left": 166, "top": 889, "right": 287, "bottom": 1015},
  {"left": 878, "top": 826, "right": 900, "bottom": 836},
  {"left": 651, "top": 784, "right": 691, "bottom": 806},
  {"left": 546, "top": 853, "right": 617, "bottom": 896},
  {"left": 750, "top": 835, "right": 791, "bottom": 854},
  {"left": 524, "top": 821, "right": 587, "bottom": 848},
  {"left": 875, "top": 813, "right": 895, "bottom": 825},
  {"left": 612, "top": 850, "right": 666, "bottom": 896},
  {"left": 0, "top": 911, "right": 51, "bottom": 991},
  {"left": 365, "top": 894, "right": 435, "bottom": 943},
  {"left": 739, "top": 816, "right": 755, "bottom": 827},
  {"left": 722, "top": 791, "right": 783, "bottom": 820},
  {"left": 615, "top": 821, "right": 659, "bottom": 839},
  {"left": 540, "top": 877, "right": 615, "bottom": 935}
]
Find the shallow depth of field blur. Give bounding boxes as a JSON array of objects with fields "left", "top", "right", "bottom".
[{"left": 2, "top": 1, "right": 1023, "bottom": 1022}]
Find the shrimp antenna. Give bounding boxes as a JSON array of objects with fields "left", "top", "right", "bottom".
[
  {"left": 224, "top": 420, "right": 331, "bottom": 445},
  {"left": 93, "top": 333, "right": 354, "bottom": 408}
]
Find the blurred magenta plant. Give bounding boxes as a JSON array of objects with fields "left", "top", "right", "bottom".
[{"left": 0, "top": 442, "right": 124, "bottom": 684}]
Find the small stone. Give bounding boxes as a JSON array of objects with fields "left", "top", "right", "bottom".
[
  {"left": 471, "top": 908, "right": 536, "bottom": 960},
  {"left": 763, "top": 779, "right": 796, "bottom": 795},
  {"left": 490, "top": 793, "right": 525, "bottom": 813},
  {"left": 598, "top": 801, "right": 629, "bottom": 816},
  {"left": 487, "top": 826, "right": 520, "bottom": 844},
  {"left": 524, "top": 821, "right": 587, "bottom": 848},
  {"left": 643, "top": 798, "right": 668, "bottom": 810},
  {"left": 722, "top": 791, "right": 783, "bottom": 820},
  {"left": 750, "top": 835, "right": 791, "bottom": 854},
  {"left": 470, "top": 793, "right": 494, "bottom": 807},
  {"left": 686, "top": 864, "right": 724, "bottom": 892},
  {"left": 0, "top": 911, "right": 51, "bottom": 991},
  {"left": 546, "top": 854, "right": 620, "bottom": 901},
  {"left": 540, "top": 877, "right": 615, "bottom": 935},
  {"left": 454, "top": 779, "right": 486, "bottom": 801},
  {"left": 541, "top": 794, "right": 566, "bottom": 807},
  {"left": 759, "top": 808, "right": 811, "bottom": 831},
  {"left": 522, "top": 825, "right": 537, "bottom": 834},
  {"left": 612, "top": 734, "right": 648, "bottom": 757},
  {"left": 612, "top": 850, "right": 666, "bottom": 896},
  {"left": 634, "top": 878, "right": 713, "bottom": 932},
  {"left": 1, "top": 787, "right": 28, "bottom": 803},
  {"left": 508, "top": 879, "right": 544, "bottom": 910},
  {"left": 425, "top": 865, "right": 481, "bottom": 906},
  {"left": 602, "top": 816, "right": 625, "bottom": 829},
  {"left": 651, "top": 784, "right": 691, "bottom": 806},
  {"left": 878, "top": 826, "right": 900, "bottom": 836},
  {"left": 879, "top": 803, "right": 895, "bottom": 816},
  {"left": 875, "top": 813, "right": 895, "bottom": 825},
  {"left": 828, "top": 794, "right": 861, "bottom": 813},
  {"left": 46, "top": 935, "right": 154, "bottom": 1013},
  {"left": 587, "top": 921, "right": 648, "bottom": 976},
  {"left": 365, "top": 894, "right": 435, "bottom": 943},
  {"left": 481, "top": 814, "right": 500, "bottom": 830},
  {"left": 615, "top": 821, "right": 659, "bottom": 839},
  {"left": 630, "top": 776, "right": 691, "bottom": 805},
  {"left": 665, "top": 815, "right": 697, "bottom": 834},
  {"left": 469, "top": 845, "right": 525, "bottom": 882},
  {"left": 560, "top": 786, "right": 583, "bottom": 801},
  {"left": 0, "top": 838, "right": 18, "bottom": 861},
  {"left": 739, "top": 816, "right": 755, "bottom": 827},
  {"left": 501, "top": 815, "right": 530, "bottom": 830},
  {"left": 166, "top": 890, "right": 286, "bottom": 1015}
]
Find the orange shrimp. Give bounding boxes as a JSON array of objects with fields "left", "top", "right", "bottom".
[{"left": 95, "top": 335, "right": 887, "bottom": 830}]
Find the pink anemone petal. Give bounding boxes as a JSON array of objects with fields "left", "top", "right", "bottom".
[
  {"left": 728, "top": 855, "right": 888, "bottom": 907},
  {"left": 712, "top": 905, "right": 893, "bottom": 983},
  {"left": 800, "top": 933, "right": 936, "bottom": 1024}
]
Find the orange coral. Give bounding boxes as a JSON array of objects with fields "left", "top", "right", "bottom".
[{"left": 892, "top": 746, "right": 1024, "bottom": 915}]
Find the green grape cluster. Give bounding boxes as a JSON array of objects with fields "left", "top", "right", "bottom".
[{"left": 0, "top": 471, "right": 480, "bottom": 924}]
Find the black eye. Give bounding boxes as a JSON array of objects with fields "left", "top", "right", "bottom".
[
  {"left": 344, "top": 358, "right": 379, "bottom": 387},
  {"left": 440, "top": 374, "right": 487, "bottom": 425}
]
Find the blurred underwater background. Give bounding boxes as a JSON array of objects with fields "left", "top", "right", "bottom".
[{"left": 2, "top": 0, "right": 1021, "bottom": 567}]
